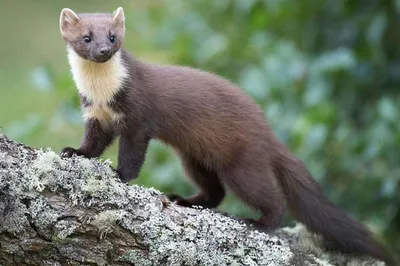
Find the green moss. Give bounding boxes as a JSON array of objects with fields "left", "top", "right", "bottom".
[
  {"left": 118, "top": 205, "right": 294, "bottom": 265},
  {"left": 117, "top": 250, "right": 153, "bottom": 266},
  {"left": 28, "top": 197, "right": 61, "bottom": 228},
  {"left": 54, "top": 220, "right": 79, "bottom": 240},
  {"left": 279, "top": 223, "right": 386, "bottom": 266},
  {"left": 0, "top": 201, "right": 28, "bottom": 234},
  {"left": 91, "top": 210, "right": 126, "bottom": 233}
]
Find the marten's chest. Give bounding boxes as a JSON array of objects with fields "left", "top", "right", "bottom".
[
  {"left": 82, "top": 101, "right": 123, "bottom": 125},
  {"left": 76, "top": 73, "right": 124, "bottom": 125},
  {"left": 67, "top": 49, "right": 129, "bottom": 125}
]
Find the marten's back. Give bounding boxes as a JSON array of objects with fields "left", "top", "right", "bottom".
[{"left": 138, "top": 62, "right": 272, "bottom": 167}]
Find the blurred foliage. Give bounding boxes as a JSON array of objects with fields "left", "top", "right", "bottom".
[{"left": 1, "top": 0, "right": 399, "bottom": 260}]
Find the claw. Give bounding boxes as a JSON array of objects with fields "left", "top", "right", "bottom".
[
  {"left": 165, "top": 194, "right": 194, "bottom": 208},
  {"left": 60, "top": 147, "right": 82, "bottom": 158}
]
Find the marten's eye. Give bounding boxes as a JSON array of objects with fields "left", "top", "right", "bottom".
[
  {"left": 83, "top": 36, "right": 91, "bottom": 43},
  {"left": 110, "top": 35, "right": 115, "bottom": 43}
]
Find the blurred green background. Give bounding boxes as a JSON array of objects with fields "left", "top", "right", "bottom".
[{"left": 1, "top": 0, "right": 399, "bottom": 259}]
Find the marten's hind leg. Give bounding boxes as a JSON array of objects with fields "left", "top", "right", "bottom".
[
  {"left": 219, "top": 157, "right": 285, "bottom": 231},
  {"left": 168, "top": 155, "right": 225, "bottom": 209}
]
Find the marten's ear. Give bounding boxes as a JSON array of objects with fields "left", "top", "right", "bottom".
[
  {"left": 60, "top": 8, "right": 80, "bottom": 34},
  {"left": 112, "top": 7, "right": 125, "bottom": 28}
]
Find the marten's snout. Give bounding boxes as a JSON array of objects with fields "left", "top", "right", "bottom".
[
  {"left": 93, "top": 45, "right": 113, "bottom": 62},
  {"left": 99, "top": 47, "right": 111, "bottom": 56}
]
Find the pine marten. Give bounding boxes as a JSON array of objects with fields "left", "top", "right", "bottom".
[{"left": 59, "top": 7, "right": 394, "bottom": 265}]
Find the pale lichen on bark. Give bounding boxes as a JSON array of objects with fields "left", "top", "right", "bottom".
[{"left": 0, "top": 133, "right": 385, "bottom": 266}]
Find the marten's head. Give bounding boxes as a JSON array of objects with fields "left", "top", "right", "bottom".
[{"left": 59, "top": 7, "right": 125, "bottom": 63}]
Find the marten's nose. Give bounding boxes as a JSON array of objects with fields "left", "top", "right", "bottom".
[{"left": 99, "top": 47, "right": 111, "bottom": 55}]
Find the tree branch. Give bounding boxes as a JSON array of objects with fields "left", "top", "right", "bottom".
[{"left": 0, "top": 133, "right": 384, "bottom": 265}]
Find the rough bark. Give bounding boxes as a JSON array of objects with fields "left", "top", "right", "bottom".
[{"left": 0, "top": 133, "right": 385, "bottom": 266}]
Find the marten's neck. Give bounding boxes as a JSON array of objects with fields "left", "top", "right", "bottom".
[{"left": 67, "top": 46, "right": 129, "bottom": 105}]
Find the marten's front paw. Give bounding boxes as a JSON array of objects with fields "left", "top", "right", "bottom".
[
  {"left": 116, "top": 168, "right": 133, "bottom": 184},
  {"left": 166, "top": 194, "right": 194, "bottom": 207},
  {"left": 166, "top": 193, "right": 182, "bottom": 202},
  {"left": 60, "top": 147, "right": 83, "bottom": 158}
]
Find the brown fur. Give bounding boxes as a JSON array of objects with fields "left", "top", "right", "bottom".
[{"left": 59, "top": 8, "right": 395, "bottom": 265}]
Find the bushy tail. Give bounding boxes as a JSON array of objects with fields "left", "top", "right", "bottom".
[{"left": 274, "top": 151, "right": 395, "bottom": 265}]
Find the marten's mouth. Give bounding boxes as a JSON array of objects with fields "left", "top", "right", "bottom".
[
  {"left": 91, "top": 56, "right": 112, "bottom": 63},
  {"left": 89, "top": 54, "right": 113, "bottom": 63}
]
